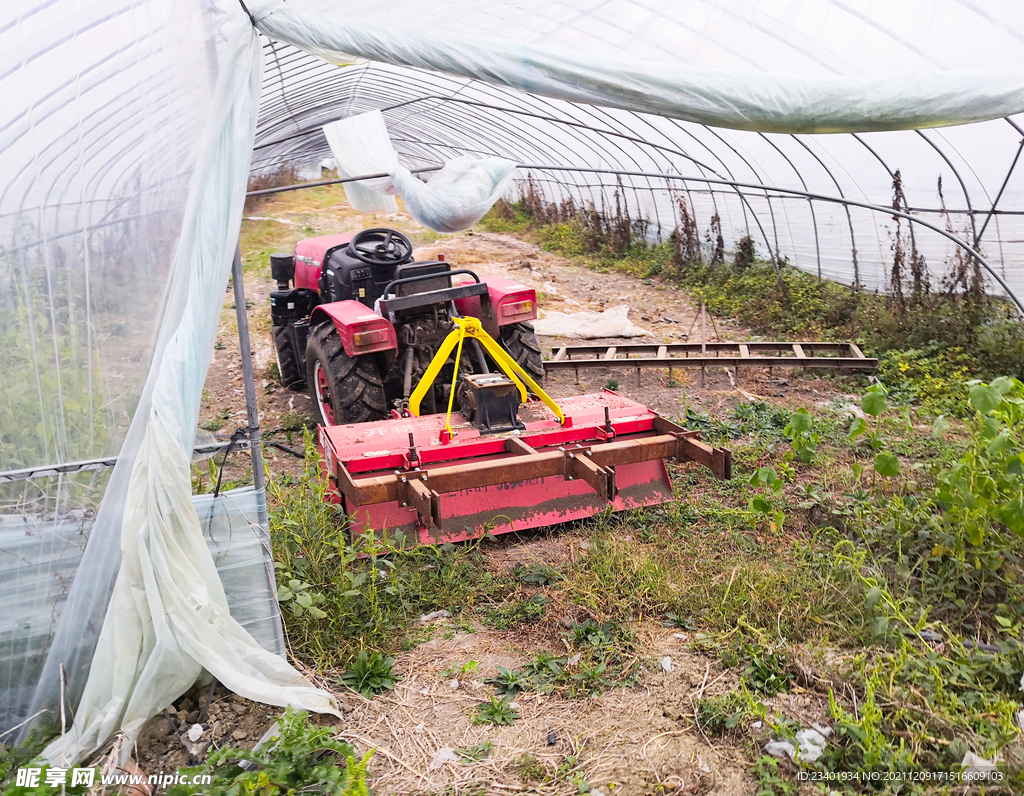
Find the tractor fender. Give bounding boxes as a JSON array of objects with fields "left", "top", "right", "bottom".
[
  {"left": 454, "top": 275, "right": 538, "bottom": 336},
  {"left": 310, "top": 300, "right": 397, "bottom": 358}
]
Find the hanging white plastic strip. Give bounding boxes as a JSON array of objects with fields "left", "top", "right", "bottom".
[
  {"left": 323, "top": 111, "right": 517, "bottom": 231},
  {"left": 42, "top": 22, "right": 339, "bottom": 766},
  {"left": 322, "top": 110, "right": 400, "bottom": 213}
]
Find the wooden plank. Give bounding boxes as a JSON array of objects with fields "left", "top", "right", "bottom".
[
  {"left": 551, "top": 347, "right": 568, "bottom": 362},
  {"left": 848, "top": 343, "right": 867, "bottom": 359},
  {"left": 738, "top": 344, "right": 750, "bottom": 358},
  {"left": 792, "top": 343, "right": 806, "bottom": 358},
  {"left": 657, "top": 345, "right": 667, "bottom": 360},
  {"left": 603, "top": 346, "right": 617, "bottom": 360}
]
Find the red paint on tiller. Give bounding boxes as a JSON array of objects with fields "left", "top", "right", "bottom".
[{"left": 321, "top": 391, "right": 704, "bottom": 543}]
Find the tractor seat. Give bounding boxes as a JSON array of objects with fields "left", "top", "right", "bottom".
[{"left": 392, "top": 261, "right": 451, "bottom": 296}]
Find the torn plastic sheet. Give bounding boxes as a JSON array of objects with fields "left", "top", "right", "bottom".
[
  {"left": 322, "top": 111, "right": 516, "bottom": 231},
  {"left": 1, "top": 487, "right": 283, "bottom": 735},
  {"left": 322, "top": 110, "right": 399, "bottom": 213},
  {"left": 253, "top": 0, "right": 1024, "bottom": 134},
  {"left": 533, "top": 306, "right": 649, "bottom": 338}
]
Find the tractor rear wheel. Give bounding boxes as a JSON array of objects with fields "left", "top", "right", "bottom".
[
  {"left": 500, "top": 321, "right": 544, "bottom": 386},
  {"left": 306, "top": 322, "right": 387, "bottom": 426}
]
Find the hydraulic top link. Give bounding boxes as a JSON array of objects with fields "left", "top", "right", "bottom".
[{"left": 408, "top": 316, "right": 566, "bottom": 435}]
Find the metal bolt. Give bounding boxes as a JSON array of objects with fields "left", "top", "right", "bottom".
[
  {"left": 586, "top": 450, "right": 593, "bottom": 456},
  {"left": 422, "top": 474, "right": 428, "bottom": 480},
  {"left": 401, "top": 502, "right": 408, "bottom": 508},
  {"left": 401, "top": 477, "right": 407, "bottom": 483},
  {"left": 569, "top": 453, "right": 575, "bottom": 459},
  {"left": 567, "top": 476, "right": 574, "bottom": 481}
]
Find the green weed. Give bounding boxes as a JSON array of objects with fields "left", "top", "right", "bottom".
[
  {"left": 473, "top": 696, "right": 519, "bottom": 725},
  {"left": 694, "top": 692, "right": 751, "bottom": 735},
  {"left": 338, "top": 650, "right": 400, "bottom": 698},
  {"left": 166, "top": 708, "right": 370, "bottom": 796},
  {"left": 483, "top": 594, "right": 547, "bottom": 630},
  {"left": 455, "top": 742, "right": 493, "bottom": 763}
]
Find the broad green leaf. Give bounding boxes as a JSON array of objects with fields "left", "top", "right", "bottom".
[
  {"left": 986, "top": 430, "right": 1013, "bottom": 456},
  {"left": 991, "top": 376, "right": 1015, "bottom": 395},
  {"left": 1000, "top": 499, "right": 1024, "bottom": 536},
  {"left": 874, "top": 452, "right": 901, "bottom": 477},
  {"left": 864, "top": 586, "right": 883, "bottom": 611},
  {"left": 861, "top": 391, "right": 887, "bottom": 417},
  {"left": 870, "top": 615, "right": 889, "bottom": 638},
  {"left": 931, "top": 415, "right": 949, "bottom": 439},
  {"left": 969, "top": 383, "right": 1003, "bottom": 414},
  {"left": 788, "top": 408, "right": 813, "bottom": 433}
]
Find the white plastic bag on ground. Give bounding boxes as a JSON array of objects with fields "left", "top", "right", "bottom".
[
  {"left": 428, "top": 747, "right": 460, "bottom": 770},
  {"left": 533, "top": 305, "right": 649, "bottom": 338},
  {"left": 764, "top": 728, "right": 828, "bottom": 763}
]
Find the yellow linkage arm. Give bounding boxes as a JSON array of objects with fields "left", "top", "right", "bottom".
[{"left": 409, "top": 317, "right": 565, "bottom": 427}]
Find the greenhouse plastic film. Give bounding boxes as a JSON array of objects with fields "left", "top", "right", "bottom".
[
  {"left": 252, "top": 0, "right": 1024, "bottom": 134},
  {"left": 1, "top": 488, "right": 284, "bottom": 734},
  {"left": 26, "top": 17, "right": 338, "bottom": 765}
]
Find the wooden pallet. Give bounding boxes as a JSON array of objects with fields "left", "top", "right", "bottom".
[{"left": 544, "top": 341, "right": 876, "bottom": 376}]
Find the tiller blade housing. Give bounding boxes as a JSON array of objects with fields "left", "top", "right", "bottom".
[{"left": 320, "top": 391, "right": 731, "bottom": 545}]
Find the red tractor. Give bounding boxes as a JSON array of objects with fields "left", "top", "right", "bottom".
[
  {"left": 270, "top": 227, "right": 544, "bottom": 426},
  {"left": 269, "top": 227, "right": 730, "bottom": 545}
]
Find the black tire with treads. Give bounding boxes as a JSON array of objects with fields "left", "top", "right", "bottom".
[
  {"left": 500, "top": 321, "right": 544, "bottom": 386},
  {"left": 272, "top": 324, "right": 305, "bottom": 390},
  {"left": 306, "top": 322, "right": 387, "bottom": 426}
]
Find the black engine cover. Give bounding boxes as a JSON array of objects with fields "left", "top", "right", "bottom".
[{"left": 319, "top": 249, "right": 450, "bottom": 310}]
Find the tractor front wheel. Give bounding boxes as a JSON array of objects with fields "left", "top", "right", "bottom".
[
  {"left": 306, "top": 322, "right": 387, "bottom": 426},
  {"left": 500, "top": 321, "right": 544, "bottom": 386}
]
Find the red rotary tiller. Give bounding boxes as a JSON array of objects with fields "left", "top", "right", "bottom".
[{"left": 269, "top": 227, "right": 731, "bottom": 543}]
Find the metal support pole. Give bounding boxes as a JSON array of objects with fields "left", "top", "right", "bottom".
[
  {"left": 700, "top": 302, "right": 706, "bottom": 387},
  {"left": 232, "top": 247, "right": 265, "bottom": 495}
]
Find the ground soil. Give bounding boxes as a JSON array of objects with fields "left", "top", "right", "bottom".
[{"left": 169, "top": 188, "right": 858, "bottom": 794}]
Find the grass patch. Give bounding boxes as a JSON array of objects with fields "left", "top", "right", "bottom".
[
  {"left": 247, "top": 183, "right": 1024, "bottom": 787},
  {"left": 482, "top": 181, "right": 1024, "bottom": 418}
]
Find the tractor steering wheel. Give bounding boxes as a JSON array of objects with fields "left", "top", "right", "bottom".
[{"left": 347, "top": 228, "right": 413, "bottom": 266}]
